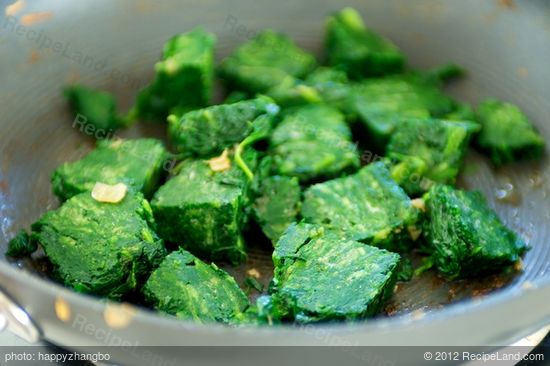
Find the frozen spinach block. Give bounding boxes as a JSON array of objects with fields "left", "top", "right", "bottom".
[
  {"left": 143, "top": 249, "right": 249, "bottom": 323},
  {"left": 267, "top": 67, "right": 352, "bottom": 109},
  {"left": 423, "top": 185, "right": 527, "bottom": 280},
  {"left": 266, "top": 78, "right": 322, "bottom": 108},
  {"left": 387, "top": 118, "right": 480, "bottom": 196},
  {"left": 131, "top": 29, "right": 216, "bottom": 121},
  {"left": 168, "top": 96, "right": 279, "bottom": 158},
  {"left": 271, "top": 223, "right": 400, "bottom": 322},
  {"left": 304, "top": 67, "right": 355, "bottom": 109},
  {"left": 219, "top": 30, "right": 317, "bottom": 94},
  {"left": 151, "top": 149, "right": 258, "bottom": 264},
  {"left": 325, "top": 7, "right": 405, "bottom": 78},
  {"left": 270, "top": 104, "right": 360, "bottom": 182},
  {"left": 244, "top": 295, "right": 290, "bottom": 325},
  {"left": 301, "top": 162, "right": 420, "bottom": 252},
  {"left": 31, "top": 191, "right": 166, "bottom": 299},
  {"left": 253, "top": 175, "right": 301, "bottom": 244},
  {"left": 444, "top": 103, "right": 476, "bottom": 122},
  {"left": 52, "top": 138, "right": 167, "bottom": 201},
  {"left": 476, "top": 99, "right": 545, "bottom": 166},
  {"left": 64, "top": 85, "right": 124, "bottom": 135},
  {"left": 351, "top": 74, "right": 459, "bottom": 148},
  {"left": 305, "top": 67, "right": 350, "bottom": 85},
  {"left": 224, "top": 90, "right": 249, "bottom": 104},
  {"left": 6, "top": 230, "right": 37, "bottom": 257},
  {"left": 395, "top": 258, "right": 414, "bottom": 282}
]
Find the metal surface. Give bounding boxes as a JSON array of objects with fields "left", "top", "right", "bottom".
[
  {"left": 0, "top": 288, "right": 40, "bottom": 343},
  {"left": 0, "top": 0, "right": 549, "bottom": 357}
]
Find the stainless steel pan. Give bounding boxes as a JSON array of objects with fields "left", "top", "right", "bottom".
[{"left": 0, "top": 0, "right": 549, "bottom": 363}]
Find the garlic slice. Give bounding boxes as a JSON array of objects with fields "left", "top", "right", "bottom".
[
  {"left": 207, "top": 149, "right": 231, "bottom": 172},
  {"left": 411, "top": 198, "right": 426, "bottom": 212},
  {"left": 91, "top": 182, "right": 128, "bottom": 203}
]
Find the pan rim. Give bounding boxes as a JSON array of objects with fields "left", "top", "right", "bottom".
[{"left": 1, "top": 259, "right": 549, "bottom": 346}]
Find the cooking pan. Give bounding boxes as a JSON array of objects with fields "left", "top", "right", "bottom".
[{"left": 0, "top": 0, "right": 549, "bottom": 364}]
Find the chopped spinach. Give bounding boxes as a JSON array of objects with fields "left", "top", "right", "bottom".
[
  {"left": 386, "top": 118, "right": 480, "bottom": 195},
  {"left": 144, "top": 249, "right": 249, "bottom": 323},
  {"left": 168, "top": 96, "right": 279, "bottom": 158},
  {"left": 51, "top": 138, "right": 168, "bottom": 201},
  {"left": 151, "top": 149, "right": 258, "bottom": 264},
  {"left": 131, "top": 29, "right": 216, "bottom": 121},
  {"left": 219, "top": 30, "right": 317, "bottom": 94},
  {"left": 6, "top": 230, "right": 36, "bottom": 257},
  {"left": 423, "top": 185, "right": 527, "bottom": 279},
  {"left": 64, "top": 85, "right": 125, "bottom": 134},
  {"left": 271, "top": 222, "right": 400, "bottom": 322},
  {"left": 270, "top": 104, "right": 360, "bottom": 182},
  {"left": 326, "top": 7, "right": 405, "bottom": 78},
  {"left": 31, "top": 191, "right": 166, "bottom": 299},
  {"left": 252, "top": 175, "right": 301, "bottom": 244},
  {"left": 476, "top": 99, "right": 545, "bottom": 166},
  {"left": 302, "top": 162, "right": 420, "bottom": 252}
]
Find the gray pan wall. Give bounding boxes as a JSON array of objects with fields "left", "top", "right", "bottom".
[{"left": 0, "top": 0, "right": 549, "bottom": 360}]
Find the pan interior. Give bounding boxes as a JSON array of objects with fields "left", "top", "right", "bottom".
[{"left": 0, "top": 0, "right": 549, "bottom": 320}]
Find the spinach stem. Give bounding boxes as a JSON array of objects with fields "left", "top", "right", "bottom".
[{"left": 235, "top": 136, "right": 255, "bottom": 181}]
